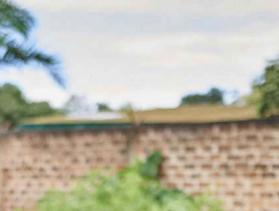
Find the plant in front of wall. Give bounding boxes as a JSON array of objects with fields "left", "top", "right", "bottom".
[{"left": 36, "top": 152, "right": 223, "bottom": 211}]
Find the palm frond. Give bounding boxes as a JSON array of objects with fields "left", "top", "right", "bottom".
[
  {"left": 0, "top": 39, "right": 65, "bottom": 87},
  {"left": 0, "top": 1, "right": 65, "bottom": 87},
  {"left": 0, "top": 0, "right": 34, "bottom": 37}
]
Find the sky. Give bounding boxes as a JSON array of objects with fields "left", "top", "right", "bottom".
[{"left": 1, "top": 0, "right": 279, "bottom": 109}]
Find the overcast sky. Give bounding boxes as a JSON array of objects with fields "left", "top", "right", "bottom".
[{"left": 1, "top": 0, "right": 279, "bottom": 108}]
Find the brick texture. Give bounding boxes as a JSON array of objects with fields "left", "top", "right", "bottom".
[{"left": 0, "top": 121, "right": 279, "bottom": 211}]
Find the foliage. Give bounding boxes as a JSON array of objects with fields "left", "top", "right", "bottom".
[
  {"left": 237, "top": 87, "right": 261, "bottom": 107},
  {"left": 139, "top": 151, "right": 162, "bottom": 179},
  {"left": 37, "top": 152, "right": 223, "bottom": 211},
  {"left": 0, "top": 0, "right": 64, "bottom": 86},
  {"left": 255, "top": 59, "right": 279, "bottom": 117},
  {"left": 97, "top": 103, "right": 112, "bottom": 112},
  {"left": 180, "top": 88, "right": 224, "bottom": 106},
  {"left": 0, "top": 83, "right": 59, "bottom": 128}
]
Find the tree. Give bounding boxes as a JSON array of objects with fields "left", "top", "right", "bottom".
[
  {"left": 0, "top": 0, "right": 64, "bottom": 86},
  {"left": 255, "top": 59, "right": 279, "bottom": 117},
  {"left": 0, "top": 83, "right": 59, "bottom": 129},
  {"left": 180, "top": 87, "right": 224, "bottom": 106},
  {"left": 97, "top": 103, "right": 112, "bottom": 112}
]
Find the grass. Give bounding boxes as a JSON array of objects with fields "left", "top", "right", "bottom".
[
  {"left": 133, "top": 105, "right": 257, "bottom": 123},
  {"left": 24, "top": 105, "right": 258, "bottom": 125}
]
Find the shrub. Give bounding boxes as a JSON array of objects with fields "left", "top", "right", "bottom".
[{"left": 37, "top": 152, "right": 223, "bottom": 211}]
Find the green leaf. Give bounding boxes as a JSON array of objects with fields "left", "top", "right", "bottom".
[{"left": 139, "top": 151, "right": 162, "bottom": 179}]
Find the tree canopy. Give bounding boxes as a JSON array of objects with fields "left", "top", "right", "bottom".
[
  {"left": 0, "top": 0, "right": 64, "bottom": 86},
  {"left": 0, "top": 83, "right": 59, "bottom": 129},
  {"left": 97, "top": 103, "right": 112, "bottom": 112},
  {"left": 254, "top": 59, "right": 279, "bottom": 117},
  {"left": 180, "top": 88, "right": 224, "bottom": 106}
]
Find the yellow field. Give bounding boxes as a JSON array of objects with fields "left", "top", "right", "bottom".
[
  {"left": 26, "top": 105, "right": 258, "bottom": 125},
  {"left": 133, "top": 105, "right": 257, "bottom": 123}
]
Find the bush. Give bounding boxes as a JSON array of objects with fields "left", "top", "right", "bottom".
[{"left": 37, "top": 152, "right": 223, "bottom": 211}]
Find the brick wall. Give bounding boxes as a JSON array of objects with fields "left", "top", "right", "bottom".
[{"left": 0, "top": 120, "right": 279, "bottom": 211}]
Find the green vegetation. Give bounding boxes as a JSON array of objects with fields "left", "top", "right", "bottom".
[
  {"left": 0, "top": 83, "right": 59, "bottom": 129},
  {"left": 239, "top": 86, "right": 261, "bottom": 107},
  {"left": 97, "top": 103, "right": 112, "bottom": 112},
  {"left": 0, "top": 0, "right": 63, "bottom": 86},
  {"left": 253, "top": 59, "right": 279, "bottom": 117},
  {"left": 180, "top": 88, "right": 224, "bottom": 106},
  {"left": 37, "top": 152, "right": 222, "bottom": 211}
]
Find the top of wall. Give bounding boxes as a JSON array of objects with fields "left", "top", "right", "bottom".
[{"left": 16, "top": 116, "right": 279, "bottom": 132}]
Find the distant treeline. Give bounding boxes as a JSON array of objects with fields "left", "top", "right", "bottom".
[{"left": 179, "top": 88, "right": 224, "bottom": 106}]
